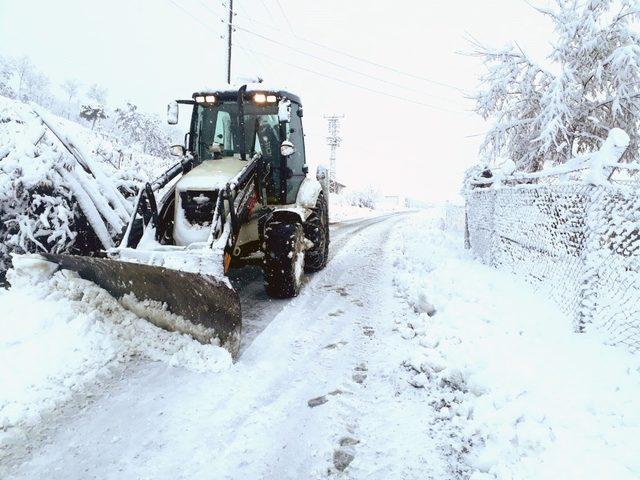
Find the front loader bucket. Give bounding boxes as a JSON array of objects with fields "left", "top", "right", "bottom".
[{"left": 42, "top": 254, "right": 242, "bottom": 357}]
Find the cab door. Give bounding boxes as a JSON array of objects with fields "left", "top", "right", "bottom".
[{"left": 282, "top": 103, "right": 307, "bottom": 204}]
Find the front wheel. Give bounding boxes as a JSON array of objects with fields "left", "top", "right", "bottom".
[{"left": 263, "top": 220, "right": 305, "bottom": 298}]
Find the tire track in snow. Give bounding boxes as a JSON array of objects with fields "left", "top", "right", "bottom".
[{"left": 5, "top": 211, "right": 452, "bottom": 480}]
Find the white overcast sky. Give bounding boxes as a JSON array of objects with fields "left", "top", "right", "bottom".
[{"left": 0, "top": 0, "right": 553, "bottom": 202}]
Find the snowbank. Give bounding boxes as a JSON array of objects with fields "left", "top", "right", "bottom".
[
  {"left": 329, "top": 195, "right": 379, "bottom": 223},
  {"left": 389, "top": 210, "right": 640, "bottom": 479},
  {"left": 329, "top": 191, "right": 407, "bottom": 223},
  {"left": 0, "top": 256, "right": 231, "bottom": 437}
]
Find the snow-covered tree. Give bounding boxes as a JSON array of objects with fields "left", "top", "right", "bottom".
[
  {"left": 13, "top": 56, "right": 35, "bottom": 100},
  {"left": 345, "top": 185, "right": 382, "bottom": 209},
  {"left": 1, "top": 55, "right": 53, "bottom": 105},
  {"left": 115, "top": 102, "right": 170, "bottom": 156},
  {"left": 23, "top": 70, "right": 52, "bottom": 106},
  {"left": 80, "top": 104, "right": 107, "bottom": 130},
  {"left": 86, "top": 83, "right": 108, "bottom": 104},
  {"left": 471, "top": 0, "right": 640, "bottom": 172},
  {"left": 61, "top": 78, "right": 81, "bottom": 103},
  {"left": 0, "top": 54, "right": 15, "bottom": 98},
  {"left": 60, "top": 79, "right": 81, "bottom": 119}
]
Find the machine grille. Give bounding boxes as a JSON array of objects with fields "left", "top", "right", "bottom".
[{"left": 180, "top": 190, "right": 218, "bottom": 226}]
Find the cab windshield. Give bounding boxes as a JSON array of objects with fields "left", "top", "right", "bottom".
[{"left": 194, "top": 102, "right": 281, "bottom": 162}]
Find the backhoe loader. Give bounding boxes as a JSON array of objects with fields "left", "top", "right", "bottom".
[{"left": 43, "top": 85, "right": 330, "bottom": 357}]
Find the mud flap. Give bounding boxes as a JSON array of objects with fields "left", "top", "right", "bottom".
[{"left": 41, "top": 254, "right": 242, "bottom": 358}]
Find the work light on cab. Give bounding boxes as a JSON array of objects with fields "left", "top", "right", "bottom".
[{"left": 253, "top": 93, "right": 277, "bottom": 104}]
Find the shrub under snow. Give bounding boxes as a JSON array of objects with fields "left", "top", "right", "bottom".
[{"left": 0, "top": 95, "right": 171, "bottom": 281}]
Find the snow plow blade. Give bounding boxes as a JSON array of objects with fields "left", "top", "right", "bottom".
[{"left": 42, "top": 253, "right": 242, "bottom": 357}]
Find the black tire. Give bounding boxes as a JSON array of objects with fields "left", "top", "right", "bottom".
[
  {"left": 263, "top": 220, "right": 306, "bottom": 298},
  {"left": 304, "top": 192, "right": 330, "bottom": 273}
]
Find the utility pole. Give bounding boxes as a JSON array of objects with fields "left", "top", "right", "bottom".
[
  {"left": 324, "top": 114, "right": 344, "bottom": 193},
  {"left": 227, "top": 0, "right": 234, "bottom": 84}
]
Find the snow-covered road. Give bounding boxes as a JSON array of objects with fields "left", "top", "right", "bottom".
[
  {"left": 4, "top": 209, "right": 639, "bottom": 480},
  {"left": 4, "top": 212, "right": 459, "bottom": 479}
]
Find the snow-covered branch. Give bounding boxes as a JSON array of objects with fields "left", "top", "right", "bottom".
[{"left": 470, "top": 0, "right": 640, "bottom": 172}]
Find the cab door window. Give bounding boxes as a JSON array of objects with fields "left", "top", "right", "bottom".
[{"left": 284, "top": 103, "right": 306, "bottom": 203}]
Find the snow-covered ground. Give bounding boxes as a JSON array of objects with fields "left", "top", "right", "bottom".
[
  {"left": 0, "top": 256, "right": 231, "bottom": 438},
  {"left": 391, "top": 209, "right": 640, "bottom": 479},
  {"left": 328, "top": 192, "right": 406, "bottom": 223},
  {"left": 1, "top": 210, "right": 638, "bottom": 479}
]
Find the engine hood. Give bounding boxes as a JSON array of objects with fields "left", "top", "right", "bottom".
[{"left": 176, "top": 157, "right": 247, "bottom": 192}]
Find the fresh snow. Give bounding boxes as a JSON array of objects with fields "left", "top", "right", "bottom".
[
  {"left": 391, "top": 209, "right": 640, "bottom": 479},
  {"left": 0, "top": 94, "right": 171, "bottom": 279},
  {"left": 0, "top": 256, "right": 231, "bottom": 442},
  {"left": 329, "top": 191, "right": 404, "bottom": 223},
  {"left": 1, "top": 210, "right": 639, "bottom": 479}
]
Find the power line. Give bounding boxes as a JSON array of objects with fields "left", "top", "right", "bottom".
[
  {"left": 258, "top": 0, "right": 275, "bottom": 19},
  {"left": 185, "top": 0, "right": 465, "bottom": 103},
  {"left": 235, "top": 43, "right": 465, "bottom": 113},
  {"left": 222, "top": 5, "right": 465, "bottom": 93},
  {"left": 167, "top": 0, "right": 467, "bottom": 112},
  {"left": 232, "top": 18, "right": 466, "bottom": 104},
  {"left": 169, "top": 0, "right": 222, "bottom": 35},
  {"left": 272, "top": 0, "right": 295, "bottom": 35}
]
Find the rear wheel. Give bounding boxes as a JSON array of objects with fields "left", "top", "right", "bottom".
[
  {"left": 304, "top": 192, "right": 329, "bottom": 272},
  {"left": 263, "top": 220, "right": 305, "bottom": 298}
]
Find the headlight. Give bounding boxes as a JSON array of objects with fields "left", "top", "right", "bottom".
[
  {"left": 254, "top": 93, "right": 267, "bottom": 103},
  {"left": 205, "top": 95, "right": 216, "bottom": 103},
  {"left": 195, "top": 95, "right": 206, "bottom": 103},
  {"left": 266, "top": 95, "right": 277, "bottom": 103}
]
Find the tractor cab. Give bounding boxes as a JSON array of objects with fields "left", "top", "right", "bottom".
[{"left": 169, "top": 86, "right": 307, "bottom": 206}]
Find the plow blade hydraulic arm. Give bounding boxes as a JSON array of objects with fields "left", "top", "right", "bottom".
[{"left": 42, "top": 254, "right": 242, "bottom": 357}]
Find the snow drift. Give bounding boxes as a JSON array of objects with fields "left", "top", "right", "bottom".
[{"left": 389, "top": 210, "right": 640, "bottom": 479}]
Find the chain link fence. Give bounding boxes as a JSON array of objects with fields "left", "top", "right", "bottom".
[{"left": 466, "top": 182, "right": 640, "bottom": 352}]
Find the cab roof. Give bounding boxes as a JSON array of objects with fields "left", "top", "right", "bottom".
[{"left": 192, "top": 84, "right": 302, "bottom": 105}]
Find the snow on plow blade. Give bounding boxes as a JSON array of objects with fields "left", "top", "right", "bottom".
[{"left": 42, "top": 254, "right": 242, "bottom": 357}]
